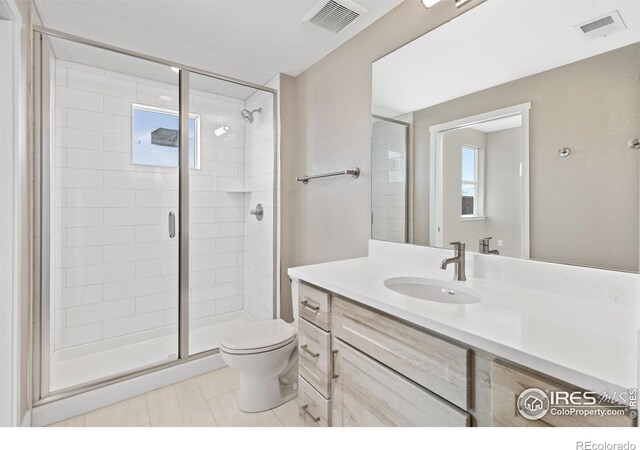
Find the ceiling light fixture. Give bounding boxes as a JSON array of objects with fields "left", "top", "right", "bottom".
[
  {"left": 171, "top": 67, "right": 180, "bottom": 73},
  {"left": 422, "top": 0, "right": 472, "bottom": 8},
  {"left": 214, "top": 126, "right": 230, "bottom": 137},
  {"left": 421, "top": 0, "right": 440, "bottom": 8}
]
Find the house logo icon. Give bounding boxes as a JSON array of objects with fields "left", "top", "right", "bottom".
[
  {"left": 525, "top": 395, "right": 543, "bottom": 411},
  {"left": 517, "top": 388, "right": 550, "bottom": 420}
]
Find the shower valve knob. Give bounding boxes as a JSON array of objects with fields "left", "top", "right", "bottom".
[{"left": 250, "top": 203, "right": 264, "bottom": 221}]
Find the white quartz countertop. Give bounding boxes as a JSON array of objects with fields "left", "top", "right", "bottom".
[{"left": 288, "top": 250, "right": 639, "bottom": 396}]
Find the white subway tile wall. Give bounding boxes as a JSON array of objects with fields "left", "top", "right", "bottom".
[
  {"left": 243, "top": 90, "right": 275, "bottom": 321},
  {"left": 371, "top": 116, "right": 412, "bottom": 244},
  {"left": 51, "top": 59, "right": 275, "bottom": 382}
]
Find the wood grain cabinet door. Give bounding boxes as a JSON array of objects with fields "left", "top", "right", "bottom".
[
  {"left": 331, "top": 295, "right": 470, "bottom": 410},
  {"left": 491, "top": 360, "right": 635, "bottom": 427},
  {"left": 331, "top": 338, "right": 470, "bottom": 427}
]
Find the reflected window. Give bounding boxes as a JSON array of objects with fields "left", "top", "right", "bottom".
[
  {"left": 132, "top": 104, "right": 200, "bottom": 169},
  {"left": 461, "top": 145, "right": 483, "bottom": 218}
]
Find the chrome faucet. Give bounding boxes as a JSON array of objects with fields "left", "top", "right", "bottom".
[
  {"left": 479, "top": 237, "right": 500, "bottom": 255},
  {"left": 440, "top": 241, "right": 466, "bottom": 281}
]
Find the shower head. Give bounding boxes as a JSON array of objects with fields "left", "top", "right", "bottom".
[{"left": 240, "top": 107, "right": 262, "bottom": 124}]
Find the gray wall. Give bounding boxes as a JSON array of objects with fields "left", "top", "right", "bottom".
[
  {"left": 279, "top": 74, "right": 296, "bottom": 323},
  {"left": 485, "top": 127, "right": 522, "bottom": 258},
  {"left": 413, "top": 43, "right": 640, "bottom": 272},
  {"left": 291, "top": 0, "right": 481, "bottom": 267}
]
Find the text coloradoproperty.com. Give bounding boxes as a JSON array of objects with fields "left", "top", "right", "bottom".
[{"left": 550, "top": 408, "right": 628, "bottom": 417}]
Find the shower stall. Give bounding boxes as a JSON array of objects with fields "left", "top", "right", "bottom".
[
  {"left": 371, "top": 114, "right": 410, "bottom": 244},
  {"left": 33, "top": 27, "right": 278, "bottom": 401}
]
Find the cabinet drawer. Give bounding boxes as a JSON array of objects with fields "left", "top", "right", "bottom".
[
  {"left": 331, "top": 338, "right": 470, "bottom": 427},
  {"left": 298, "top": 318, "right": 332, "bottom": 398},
  {"left": 331, "top": 296, "right": 470, "bottom": 410},
  {"left": 491, "top": 360, "right": 635, "bottom": 427},
  {"left": 299, "top": 282, "right": 330, "bottom": 331},
  {"left": 298, "top": 376, "right": 330, "bottom": 427}
]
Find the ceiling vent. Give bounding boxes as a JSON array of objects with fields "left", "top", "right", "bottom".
[
  {"left": 575, "top": 10, "right": 627, "bottom": 40},
  {"left": 303, "top": 0, "right": 367, "bottom": 33}
]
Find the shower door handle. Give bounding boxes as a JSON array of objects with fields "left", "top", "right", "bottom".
[{"left": 168, "top": 211, "right": 176, "bottom": 238}]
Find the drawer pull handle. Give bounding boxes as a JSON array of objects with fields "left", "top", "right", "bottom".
[
  {"left": 331, "top": 350, "right": 339, "bottom": 379},
  {"left": 300, "top": 344, "right": 319, "bottom": 358},
  {"left": 300, "top": 404, "right": 321, "bottom": 422},
  {"left": 301, "top": 299, "right": 320, "bottom": 313}
]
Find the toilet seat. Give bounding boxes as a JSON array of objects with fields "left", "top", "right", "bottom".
[{"left": 220, "top": 319, "right": 296, "bottom": 355}]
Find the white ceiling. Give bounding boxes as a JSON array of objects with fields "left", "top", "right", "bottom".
[
  {"left": 49, "top": 34, "right": 263, "bottom": 99},
  {"left": 34, "top": 0, "right": 402, "bottom": 87},
  {"left": 373, "top": 0, "right": 640, "bottom": 116}
]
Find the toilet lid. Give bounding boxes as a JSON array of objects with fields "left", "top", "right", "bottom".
[{"left": 220, "top": 319, "right": 296, "bottom": 353}]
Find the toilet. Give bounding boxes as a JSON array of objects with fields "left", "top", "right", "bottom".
[{"left": 220, "top": 319, "right": 298, "bottom": 412}]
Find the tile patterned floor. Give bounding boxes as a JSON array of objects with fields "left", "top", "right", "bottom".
[{"left": 49, "top": 367, "right": 303, "bottom": 427}]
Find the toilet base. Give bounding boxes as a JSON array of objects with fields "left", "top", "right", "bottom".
[
  {"left": 237, "top": 375, "right": 297, "bottom": 413},
  {"left": 220, "top": 337, "right": 298, "bottom": 413}
]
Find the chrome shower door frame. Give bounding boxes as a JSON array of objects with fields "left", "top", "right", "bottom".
[
  {"left": 32, "top": 26, "right": 279, "bottom": 405},
  {"left": 371, "top": 114, "right": 411, "bottom": 244},
  {"left": 178, "top": 70, "right": 190, "bottom": 359}
]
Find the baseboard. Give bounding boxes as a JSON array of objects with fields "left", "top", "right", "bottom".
[
  {"left": 32, "top": 353, "right": 225, "bottom": 427},
  {"left": 21, "top": 409, "right": 31, "bottom": 427}
]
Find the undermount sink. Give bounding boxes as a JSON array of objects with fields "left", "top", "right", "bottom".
[{"left": 384, "top": 277, "right": 482, "bottom": 304}]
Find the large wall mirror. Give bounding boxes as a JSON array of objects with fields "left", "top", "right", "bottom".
[{"left": 371, "top": 0, "right": 640, "bottom": 272}]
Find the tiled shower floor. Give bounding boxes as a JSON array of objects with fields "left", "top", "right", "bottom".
[{"left": 50, "top": 313, "right": 255, "bottom": 392}]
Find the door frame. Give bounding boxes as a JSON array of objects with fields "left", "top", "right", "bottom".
[
  {"left": 0, "top": 0, "right": 23, "bottom": 427},
  {"left": 428, "top": 103, "right": 530, "bottom": 258}
]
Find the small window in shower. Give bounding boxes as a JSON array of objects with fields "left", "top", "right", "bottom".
[{"left": 132, "top": 104, "right": 201, "bottom": 169}]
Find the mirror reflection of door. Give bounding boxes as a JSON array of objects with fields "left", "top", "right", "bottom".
[{"left": 440, "top": 114, "right": 523, "bottom": 258}]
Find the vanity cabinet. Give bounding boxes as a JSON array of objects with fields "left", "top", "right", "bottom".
[
  {"left": 332, "top": 295, "right": 470, "bottom": 410},
  {"left": 331, "top": 338, "right": 470, "bottom": 426},
  {"left": 298, "top": 376, "right": 331, "bottom": 427},
  {"left": 298, "top": 317, "right": 332, "bottom": 398},
  {"left": 296, "top": 281, "right": 470, "bottom": 427},
  {"left": 298, "top": 282, "right": 330, "bottom": 331},
  {"left": 295, "top": 280, "right": 635, "bottom": 428},
  {"left": 490, "top": 360, "right": 634, "bottom": 427}
]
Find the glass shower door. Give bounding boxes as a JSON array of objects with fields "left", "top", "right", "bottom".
[
  {"left": 186, "top": 73, "right": 276, "bottom": 355},
  {"left": 44, "top": 35, "right": 181, "bottom": 393},
  {"left": 36, "top": 28, "right": 278, "bottom": 400}
]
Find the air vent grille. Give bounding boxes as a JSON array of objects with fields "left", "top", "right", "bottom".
[
  {"left": 580, "top": 15, "right": 615, "bottom": 34},
  {"left": 575, "top": 10, "right": 626, "bottom": 40},
  {"left": 304, "top": 0, "right": 366, "bottom": 33}
]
